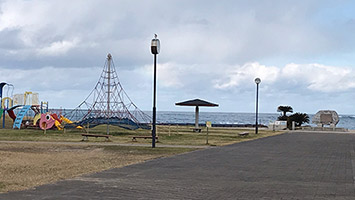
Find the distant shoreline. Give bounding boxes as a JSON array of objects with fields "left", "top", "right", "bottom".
[{"left": 157, "top": 122, "right": 268, "bottom": 128}]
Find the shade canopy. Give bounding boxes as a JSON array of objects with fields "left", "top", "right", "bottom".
[
  {"left": 175, "top": 99, "right": 218, "bottom": 107},
  {"left": 175, "top": 99, "right": 218, "bottom": 131}
]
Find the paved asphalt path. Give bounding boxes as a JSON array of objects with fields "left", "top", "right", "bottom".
[{"left": 1, "top": 132, "right": 355, "bottom": 199}]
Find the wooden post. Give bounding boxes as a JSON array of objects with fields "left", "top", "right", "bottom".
[
  {"left": 169, "top": 124, "right": 171, "bottom": 136},
  {"left": 206, "top": 121, "right": 211, "bottom": 145},
  {"left": 206, "top": 127, "right": 209, "bottom": 145},
  {"left": 156, "top": 125, "right": 158, "bottom": 137}
]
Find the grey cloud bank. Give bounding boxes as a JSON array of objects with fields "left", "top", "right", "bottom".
[{"left": 0, "top": 0, "right": 355, "bottom": 114}]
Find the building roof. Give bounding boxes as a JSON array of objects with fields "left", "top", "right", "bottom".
[{"left": 175, "top": 99, "right": 218, "bottom": 107}]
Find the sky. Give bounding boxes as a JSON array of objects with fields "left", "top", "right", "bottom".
[{"left": 1, "top": 0, "right": 355, "bottom": 114}]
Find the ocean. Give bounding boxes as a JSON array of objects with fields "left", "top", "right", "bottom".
[
  {"left": 151, "top": 111, "right": 355, "bottom": 130},
  {"left": 52, "top": 109, "right": 355, "bottom": 130}
]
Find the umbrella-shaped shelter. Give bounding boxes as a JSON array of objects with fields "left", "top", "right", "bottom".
[{"left": 175, "top": 99, "right": 218, "bottom": 132}]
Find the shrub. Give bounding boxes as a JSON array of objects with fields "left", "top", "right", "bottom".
[{"left": 287, "top": 112, "right": 310, "bottom": 129}]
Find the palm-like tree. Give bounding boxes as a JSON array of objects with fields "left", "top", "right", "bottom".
[
  {"left": 277, "top": 105, "right": 293, "bottom": 120},
  {"left": 277, "top": 105, "right": 293, "bottom": 117},
  {"left": 288, "top": 113, "right": 310, "bottom": 127}
]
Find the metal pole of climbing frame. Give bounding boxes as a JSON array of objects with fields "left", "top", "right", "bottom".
[{"left": 107, "top": 54, "right": 111, "bottom": 135}]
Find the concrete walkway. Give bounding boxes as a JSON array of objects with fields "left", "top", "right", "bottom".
[{"left": 1, "top": 132, "right": 355, "bottom": 199}]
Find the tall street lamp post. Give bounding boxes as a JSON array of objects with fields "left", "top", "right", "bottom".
[
  {"left": 255, "top": 78, "right": 261, "bottom": 135},
  {"left": 151, "top": 34, "right": 160, "bottom": 148}
]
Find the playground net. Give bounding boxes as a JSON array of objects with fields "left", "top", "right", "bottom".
[{"left": 65, "top": 54, "right": 151, "bottom": 130}]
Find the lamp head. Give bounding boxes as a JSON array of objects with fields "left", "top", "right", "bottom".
[
  {"left": 254, "top": 78, "right": 261, "bottom": 84},
  {"left": 151, "top": 34, "right": 160, "bottom": 54}
]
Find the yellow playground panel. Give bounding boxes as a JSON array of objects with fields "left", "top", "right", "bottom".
[{"left": 13, "top": 92, "right": 39, "bottom": 106}]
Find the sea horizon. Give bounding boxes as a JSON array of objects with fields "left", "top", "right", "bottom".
[
  {"left": 143, "top": 111, "right": 355, "bottom": 130},
  {"left": 48, "top": 109, "right": 355, "bottom": 130}
]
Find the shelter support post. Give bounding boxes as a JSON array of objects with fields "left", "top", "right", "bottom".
[{"left": 195, "top": 106, "right": 199, "bottom": 129}]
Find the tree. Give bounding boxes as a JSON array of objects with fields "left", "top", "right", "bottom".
[
  {"left": 277, "top": 105, "right": 293, "bottom": 121},
  {"left": 287, "top": 112, "right": 310, "bottom": 129}
]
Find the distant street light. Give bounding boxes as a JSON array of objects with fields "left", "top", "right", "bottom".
[
  {"left": 255, "top": 78, "right": 261, "bottom": 134},
  {"left": 151, "top": 34, "right": 160, "bottom": 148}
]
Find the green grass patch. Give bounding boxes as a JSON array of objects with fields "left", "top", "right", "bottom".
[
  {"left": 0, "top": 124, "right": 284, "bottom": 146},
  {"left": 0, "top": 128, "right": 82, "bottom": 142}
]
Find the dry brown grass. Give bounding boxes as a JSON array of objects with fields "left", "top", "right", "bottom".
[{"left": 0, "top": 143, "right": 193, "bottom": 193}]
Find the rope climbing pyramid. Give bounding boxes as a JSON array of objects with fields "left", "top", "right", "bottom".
[{"left": 66, "top": 54, "right": 151, "bottom": 130}]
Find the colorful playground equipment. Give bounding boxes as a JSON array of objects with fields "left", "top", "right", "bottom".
[
  {"left": 6, "top": 104, "right": 43, "bottom": 129},
  {"left": 0, "top": 82, "right": 14, "bottom": 128},
  {"left": 39, "top": 113, "right": 56, "bottom": 130},
  {"left": 39, "top": 112, "right": 80, "bottom": 130},
  {"left": 7, "top": 104, "right": 80, "bottom": 130},
  {"left": 0, "top": 84, "right": 79, "bottom": 130},
  {"left": 64, "top": 54, "right": 151, "bottom": 131},
  {"left": 13, "top": 105, "right": 33, "bottom": 129},
  {"left": 5, "top": 91, "right": 44, "bottom": 129}
]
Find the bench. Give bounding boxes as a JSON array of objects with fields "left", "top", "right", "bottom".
[
  {"left": 192, "top": 128, "right": 202, "bottom": 133},
  {"left": 81, "top": 133, "right": 111, "bottom": 141},
  {"left": 238, "top": 132, "right": 249, "bottom": 136},
  {"left": 132, "top": 136, "right": 159, "bottom": 142}
]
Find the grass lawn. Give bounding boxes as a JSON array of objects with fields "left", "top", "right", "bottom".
[{"left": 0, "top": 124, "right": 283, "bottom": 146}]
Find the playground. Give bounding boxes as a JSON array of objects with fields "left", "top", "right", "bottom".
[{"left": 0, "top": 54, "right": 151, "bottom": 135}]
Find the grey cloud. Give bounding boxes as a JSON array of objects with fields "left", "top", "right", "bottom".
[
  {"left": 0, "top": 28, "right": 25, "bottom": 49},
  {"left": 0, "top": 0, "right": 355, "bottom": 113},
  {"left": 0, "top": 0, "right": 353, "bottom": 69}
]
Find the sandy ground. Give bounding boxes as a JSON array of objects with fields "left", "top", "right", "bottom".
[{"left": 0, "top": 142, "right": 188, "bottom": 193}]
